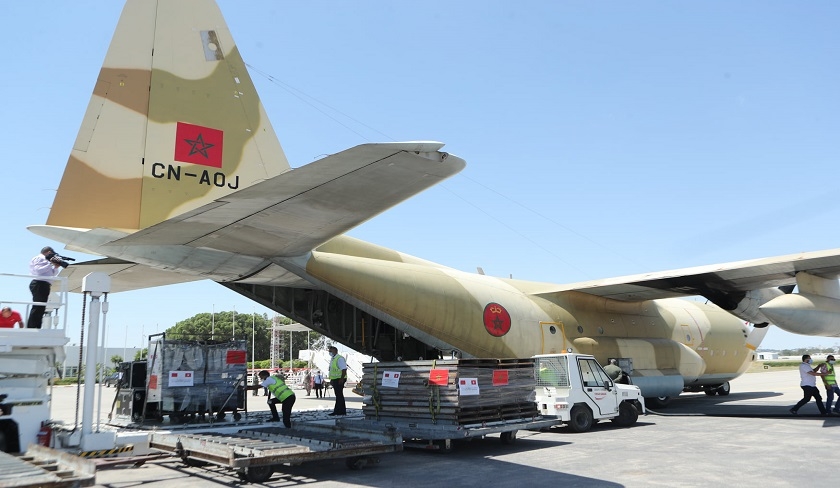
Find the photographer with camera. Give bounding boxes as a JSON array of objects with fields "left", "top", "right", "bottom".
[{"left": 27, "top": 246, "right": 64, "bottom": 329}]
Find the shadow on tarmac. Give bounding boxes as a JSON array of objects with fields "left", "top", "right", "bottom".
[
  {"left": 98, "top": 434, "right": 621, "bottom": 487},
  {"left": 647, "top": 389, "right": 840, "bottom": 419}
]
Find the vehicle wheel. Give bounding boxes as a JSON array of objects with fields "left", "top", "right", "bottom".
[
  {"left": 182, "top": 457, "right": 208, "bottom": 468},
  {"left": 500, "top": 430, "right": 517, "bottom": 445},
  {"left": 567, "top": 405, "right": 594, "bottom": 433},
  {"left": 646, "top": 396, "right": 671, "bottom": 409},
  {"left": 244, "top": 465, "right": 273, "bottom": 483},
  {"left": 216, "top": 412, "right": 226, "bottom": 421},
  {"left": 233, "top": 412, "right": 242, "bottom": 421},
  {"left": 345, "top": 456, "right": 366, "bottom": 470},
  {"left": 717, "top": 381, "right": 731, "bottom": 396},
  {"left": 611, "top": 402, "right": 639, "bottom": 427},
  {"left": 704, "top": 387, "right": 717, "bottom": 396}
]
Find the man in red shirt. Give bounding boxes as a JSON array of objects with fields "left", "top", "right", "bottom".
[{"left": 0, "top": 307, "right": 24, "bottom": 328}]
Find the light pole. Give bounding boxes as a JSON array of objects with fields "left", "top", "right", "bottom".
[
  {"left": 251, "top": 310, "right": 256, "bottom": 370},
  {"left": 211, "top": 304, "right": 215, "bottom": 340}
]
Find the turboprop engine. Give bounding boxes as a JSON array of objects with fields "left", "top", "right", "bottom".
[
  {"left": 760, "top": 293, "right": 840, "bottom": 337},
  {"left": 759, "top": 272, "right": 840, "bottom": 337}
]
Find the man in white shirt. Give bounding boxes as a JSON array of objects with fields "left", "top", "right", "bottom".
[
  {"left": 790, "top": 354, "right": 828, "bottom": 415},
  {"left": 28, "top": 246, "right": 61, "bottom": 329}
]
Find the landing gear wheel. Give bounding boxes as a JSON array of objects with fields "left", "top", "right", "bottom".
[
  {"left": 567, "top": 405, "right": 594, "bottom": 433},
  {"left": 500, "top": 430, "right": 517, "bottom": 445},
  {"left": 242, "top": 465, "right": 273, "bottom": 483},
  {"left": 646, "top": 396, "right": 671, "bottom": 409},
  {"left": 704, "top": 387, "right": 717, "bottom": 396},
  {"left": 717, "top": 381, "right": 731, "bottom": 396},
  {"left": 611, "top": 402, "right": 639, "bottom": 427}
]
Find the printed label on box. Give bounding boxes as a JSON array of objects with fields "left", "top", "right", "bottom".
[
  {"left": 459, "top": 377, "right": 480, "bottom": 396},
  {"left": 169, "top": 370, "right": 194, "bottom": 387},
  {"left": 381, "top": 371, "right": 400, "bottom": 388}
]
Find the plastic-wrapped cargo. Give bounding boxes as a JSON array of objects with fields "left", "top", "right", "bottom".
[
  {"left": 360, "top": 358, "right": 538, "bottom": 425},
  {"left": 147, "top": 338, "right": 247, "bottom": 422}
]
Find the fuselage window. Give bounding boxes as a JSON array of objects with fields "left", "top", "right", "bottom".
[
  {"left": 577, "top": 325, "right": 584, "bottom": 334},
  {"left": 598, "top": 327, "right": 604, "bottom": 335},
  {"left": 549, "top": 326, "right": 557, "bottom": 334}
]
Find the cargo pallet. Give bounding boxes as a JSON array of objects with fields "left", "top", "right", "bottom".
[
  {"left": 0, "top": 445, "right": 96, "bottom": 487},
  {"left": 148, "top": 422, "right": 403, "bottom": 483}
]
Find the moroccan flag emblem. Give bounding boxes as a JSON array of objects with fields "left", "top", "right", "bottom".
[
  {"left": 226, "top": 350, "right": 247, "bottom": 364},
  {"left": 483, "top": 302, "right": 512, "bottom": 337},
  {"left": 174, "top": 122, "right": 224, "bottom": 168}
]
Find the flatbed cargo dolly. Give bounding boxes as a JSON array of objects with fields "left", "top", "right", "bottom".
[
  {"left": 339, "top": 416, "right": 561, "bottom": 451},
  {"left": 149, "top": 422, "right": 403, "bottom": 483}
]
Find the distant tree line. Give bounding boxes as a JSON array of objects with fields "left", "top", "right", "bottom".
[
  {"left": 774, "top": 347, "right": 838, "bottom": 356},
  {"left": 161, "top": 310, "right": 323, "bottom": 363}
]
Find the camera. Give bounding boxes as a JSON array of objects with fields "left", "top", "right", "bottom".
[{"left": 45, "top": 251, "right": 75, "bottom": 269}]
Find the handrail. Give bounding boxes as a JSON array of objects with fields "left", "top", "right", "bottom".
[{"left": 0, "top": 272, "right": 68, "bottom": 331}]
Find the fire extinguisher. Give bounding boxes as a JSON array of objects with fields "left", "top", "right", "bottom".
[{"left": 36, "top": 422, "right": 52, "bottom": 448}]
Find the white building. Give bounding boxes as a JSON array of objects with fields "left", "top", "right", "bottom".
[{"left": 61, "top": 345, "right": 144, "bottom": 378}]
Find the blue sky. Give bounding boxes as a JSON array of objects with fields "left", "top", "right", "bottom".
[{"left": 2, "top": 1, "right": 839, "bottom": 351}]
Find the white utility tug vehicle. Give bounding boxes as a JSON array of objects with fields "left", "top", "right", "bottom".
[{"left": 533, "top": 353, "right": 646, "bottom": 432}]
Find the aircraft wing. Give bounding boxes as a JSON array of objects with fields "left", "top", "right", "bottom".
[
  {"left": 533, "top": 248, "right": 840, "bottom": 301},
  {"left": 58, "top": 258, "right": 204, "bottom": 293},
  {"left": 110, "top": 142, "right": 464, "bottom": 257}
]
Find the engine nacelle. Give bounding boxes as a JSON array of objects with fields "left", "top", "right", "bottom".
[
  {"left": 727, "top": 287, "right": 787, "bottom": 326},
  {"left": 759, "top": 293, "right": 840, "bottom": 337}
]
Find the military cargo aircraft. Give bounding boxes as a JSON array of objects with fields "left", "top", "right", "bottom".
[{"left": 30, "top": 0, "right": 840, "bottom": 405}]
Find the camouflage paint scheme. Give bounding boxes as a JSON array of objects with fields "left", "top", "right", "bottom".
[{"left": 30, "top": 0, "right": 840, "bottom": 400}]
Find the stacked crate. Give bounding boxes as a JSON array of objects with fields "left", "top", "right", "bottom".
[
  {"left": 360, "top": 358, "right": 538, "bottom": 425},
  {"left": 150, "top": 339, "right": 247, "bottom": 416}
]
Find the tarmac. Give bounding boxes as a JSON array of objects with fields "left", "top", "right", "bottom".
[{"left": 49, "top": 369, "right": 835, "bottom": 487}]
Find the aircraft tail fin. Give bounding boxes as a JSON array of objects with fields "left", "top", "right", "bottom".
[{"left": 47, "top": 0, "right": 290, "bottom": 232}]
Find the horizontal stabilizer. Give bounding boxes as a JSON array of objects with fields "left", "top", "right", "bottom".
[
  {"left": 58, "top": 258, "right": 203, "bottom": 293},
  {"left": 109, "top": 142, "right": 464, "bottom": 257}
]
